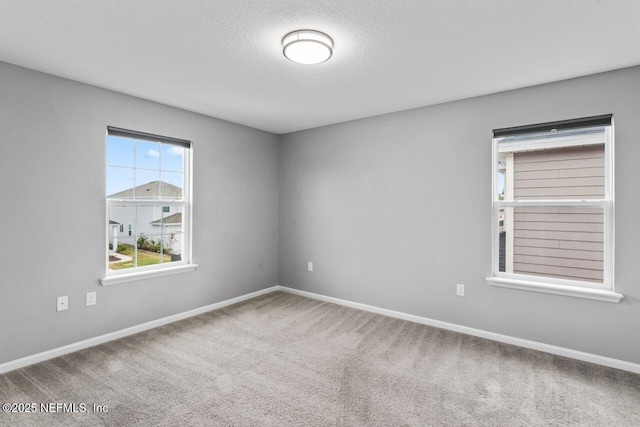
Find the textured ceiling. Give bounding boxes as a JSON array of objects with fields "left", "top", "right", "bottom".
[{"left": 1, "top": 0, "right": 639, "bottom": 134}]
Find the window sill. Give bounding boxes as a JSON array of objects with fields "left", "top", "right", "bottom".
[
  {"left": 485, "top": 276, "right": 623, "bottom": 303},
  {"left": 100, "top": 264, "right": 198, "bottom": 286}
]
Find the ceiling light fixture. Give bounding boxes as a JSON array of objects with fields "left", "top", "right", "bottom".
[{"left": 282, "top": 30, "right": 333, "bottom": 65}]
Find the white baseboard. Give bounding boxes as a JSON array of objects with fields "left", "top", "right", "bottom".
[
  {"left": 276, "top": 286, "right": 640, "bottom": 375},
  {"left": 0, "top": 286, "right": 279, "bottom": 375},
  {"left": 3, "top": 284, "right": 639, "bottom": 376}
]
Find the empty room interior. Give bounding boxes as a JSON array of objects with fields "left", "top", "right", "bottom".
[{"left": 1, "top": 1, "right": 640, "bottom": 426}]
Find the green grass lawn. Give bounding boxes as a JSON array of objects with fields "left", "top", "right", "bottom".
[{"left": 109, "top": 243, "right": 171, "bottom": 271}]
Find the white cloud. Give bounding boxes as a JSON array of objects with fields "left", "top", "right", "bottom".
[
  {"left": 147, "top": 149, "right": 160, "bottom": 158},
  {"left": 167, "top": 146, "right": 183, "bottom": 156}
]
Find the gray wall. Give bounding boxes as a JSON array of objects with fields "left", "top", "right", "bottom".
[
  {"left": 279, "top": 66, "right": 640, "bottom": 364},
  {"left": 0, "top": 62, "right": 280, "bottom": 364}
]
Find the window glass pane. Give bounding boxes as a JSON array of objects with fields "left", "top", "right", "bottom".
[
  {"left": 107, "top": 167, "right": 135, "bottom": 198},
  {"left": 498, "top": 132, "right": 605, "bottom": 201},
  {"left": 161, "top": 144, "right": 184, "bottom": 173},
  {"left": 160, "top": 172, "right": 183, "bottom": 199},
  {"left": 106, "top": 136, "right": 134, "bottom": 168},
  {"left": 135, "top": 233, "right": 164, "bottom": 267},
  {"left": 135, "top": 205, "right": 166, "bottom": 266},
  {"left": 135, "top": 206, "right": 156, "bottom": 242},
  {"left": 498, "top": 206, "right": 604, "bottom": 283},
  {"left": 163, "top": 232, "right": 183, "bottom": 263},
  {"left": 497, "top": 207, "right": 508, "bottom": 273},
  {"left": 497, "top": 171, "right": 505, "bottom": 200},
  {"left": 152, "top": 207, "right": 183, "bottom": 263},
  {"left": 136, "top": 205, "right": 176, "bottom": 266},
  {"left": 135, "top": 170, "right": 160, "bottom": 199},
  {"left": 514, "top": 145, "right": 604, "bottom": 200},
  {"left": 108, "top": 206, "right": 137, "bottom": 271},
  {"left": 135, "top": 141, "right": 161, "bottom": 170},
  {"left": 152, "top": 206, "right": 184, "bottom": 234}
]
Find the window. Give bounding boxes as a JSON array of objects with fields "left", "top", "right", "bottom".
[
  {"left": 487, "top": 115, "right": 622, "bottom": 302},
  {"left": 102, "top": 127, "right": 195, "bottom": 285}
]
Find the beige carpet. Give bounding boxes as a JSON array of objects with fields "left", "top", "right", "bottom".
[{"left": 1, "top": 291, "right": 639, "bottom": 426}]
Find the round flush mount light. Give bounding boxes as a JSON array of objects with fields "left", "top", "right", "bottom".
[{"left": 282, "top": 30, "right": 333, "bottom": 65}]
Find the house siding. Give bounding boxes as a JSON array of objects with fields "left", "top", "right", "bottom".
[{"left": 512, "top": 145, "right": 605, "bottom": 282}]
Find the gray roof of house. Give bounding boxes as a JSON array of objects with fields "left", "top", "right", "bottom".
[
  {"left": 107, "top": 181, "right": 182, "bottom": 199},
  {"left": 150, "top": 212, "right": 182, "bottom": 225}
]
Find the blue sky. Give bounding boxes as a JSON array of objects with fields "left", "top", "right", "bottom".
[{"left": 106, "top": 136, "right": 183, "bottom": 196}]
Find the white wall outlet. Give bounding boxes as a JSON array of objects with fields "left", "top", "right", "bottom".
[
  {"left": 308, "top": 261, "right": 313, "bottom": 272},
  {"left": 57, "top": 296, "right": 69, "bottom": 312},
  {"left": 456, "top": 284, "right": 465, "bottom": 297},
  {"left": 86, "top": 292, "right": 96, "bottom": 306}
]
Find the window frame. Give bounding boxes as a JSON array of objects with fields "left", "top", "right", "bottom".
[
  {"left": 486, "top": 117, "right": 622, "bottom": 303},
  {"left": 101, "top": 127, "right": 197, "bottom": 286}
]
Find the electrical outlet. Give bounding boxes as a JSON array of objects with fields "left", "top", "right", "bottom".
[
  {"left": 308, "top": 261, "right": 313, "bottom": 272},
  {"left": 86, "top": 292, "right": 96, "bottom": 306},
  {"left": 57, "top": 296, "right": 68, "bottom": 312},
  {"left": 456, "top": 284, "right": 465, "bottom": 297}
]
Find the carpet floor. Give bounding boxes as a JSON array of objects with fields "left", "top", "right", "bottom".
[{"left": 1, "top": 291, "right": 639, "bottom": 426}]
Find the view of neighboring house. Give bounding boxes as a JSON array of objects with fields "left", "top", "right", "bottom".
[
  {"left": 108, "top": 181, "right": 183, "bottom": 267},
  {"left": 499, "top": 144, "right": 605, "bottom": 283}
]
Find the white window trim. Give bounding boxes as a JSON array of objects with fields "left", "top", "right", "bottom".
[
  {"left": 487, "top": 124, "right": 622, "bottom": 303},
  {"left": 101, "top": 130, "right": 196, "bottom": 286},
  {"left": 486, "top": 276, "right": 622, "bottom": 303},
  {"left": 100, "top": 263, "right": 198, "bottom": 286}
]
